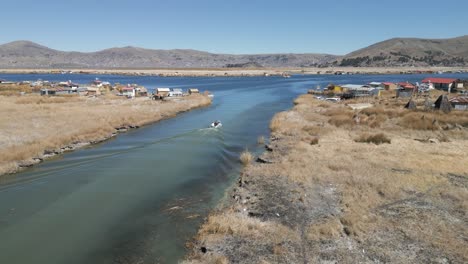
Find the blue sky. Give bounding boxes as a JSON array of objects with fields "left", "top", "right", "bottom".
[{"left": 1, "top": 0, "right": 467, "bottom": 55}]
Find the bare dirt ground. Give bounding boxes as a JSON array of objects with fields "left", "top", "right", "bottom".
[
  {"left": 0, "top": 66, "right": 467, "bottom": 77},
  {"left": 185, "top": 91, "right": 468, "bottom": 263},
  {"left": 0, "top": 93, "right": 211, "bottom": 176}
]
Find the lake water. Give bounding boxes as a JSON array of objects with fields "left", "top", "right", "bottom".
[{"left": 0, "top": 73, "right": 467, "bottom": 263}]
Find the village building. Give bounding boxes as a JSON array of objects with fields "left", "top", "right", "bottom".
[
  {"left": 169, "top": 88, "right": 183, "bottom": 97},
  {"left": 155, "top": 88, "right": 171, "bottom": 97},
  {"left": 40, "top": 88, "right": 56, "bottom": 96},
  {"left": 449, "top": 96, "right": 468, "bottom": 110},
  {"left": 383, "top": 82, "right": 397, "bottom": 90},
  {"left": 341, "top": 84, "right": 374, "bottom": 98},
  {"left": 138, "top": 87, "right": 148, "bottom": 97},
  {"left": 368, "top": 82, "right": 385, "bottom": 89},
  {"left": 122, "top": 87, "right": 136, "bottom": 97},
  {"left": 188, "top": 88, "right": 200, "bottom": 95},
  {"left": 396, "top": 82, "right": 416, "bottom": 98},
  {"left": 421, "top": 78, "right": 462, "bottom": 92}
]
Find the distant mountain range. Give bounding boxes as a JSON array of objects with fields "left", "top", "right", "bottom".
[
  {"left": 0, "top": 41, "right": 336, "bottom": 68},
  {"left": 338, "top": 35, "right": 468, "bottom": 67},
  {"left": 0, "top": 36, "right": 467, "bottom": 68}
]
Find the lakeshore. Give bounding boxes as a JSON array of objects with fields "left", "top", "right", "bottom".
[
  {"left": 185, "top": 90, "right": 468, "bottom": 263},
  {"left": 1, "top": 66, "right": 468, "bottom": 77},
  {"left": 0, "top": 94, "right": 211, "bottom": 177}
]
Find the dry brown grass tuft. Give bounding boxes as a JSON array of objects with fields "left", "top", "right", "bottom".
[
  {"left": 239, "top": 150, "right": 253, "bottom": 166},
  {"left": 257, "top": 136, "right": 265, "bottom": 145},
  {"left": 355, "top": 133, "right": 391, "bottom": 144},
  {"left": 310, "top": 137, "right": 319, "bottom": 145},
  {"left": 328, "top": 114, "right": 355, "bottom": 127}
]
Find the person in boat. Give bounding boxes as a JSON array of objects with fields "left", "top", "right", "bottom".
[{"left": 213, "top": 120, "right": 220, "bottom": 126}]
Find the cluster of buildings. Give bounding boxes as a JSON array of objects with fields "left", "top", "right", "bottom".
[
  {"left": 27, "top": 78, "right": 199, "bottom": 98},
  {"left": 318, "top": 77, "right": 468, "bottom": 110}
]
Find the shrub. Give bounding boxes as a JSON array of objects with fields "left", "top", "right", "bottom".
[
  {"left": 355, "top": 133, "right": 391, "bottom": 145},
  {"left": 399, "top": 113, "right": 438, "bottom": 130},
  {"left": 257, "top": 136, "right": 265, "bottom": 145},
  {"left": 310, "top": 137, "right": 319, "bottom": 145},
  {"left": 329, "top": 114, "right": 355, "bottom": 127},
  {"left": 240, "top": 150, "right": 253, "bottom": 166}
]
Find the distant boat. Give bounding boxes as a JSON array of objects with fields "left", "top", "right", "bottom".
[{"left": 210, "top": 120, "right": 222, "bottom": 128}]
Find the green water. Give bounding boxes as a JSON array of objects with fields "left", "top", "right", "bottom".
[{"left": 0, "top": 75, "right": 306, "bottom": 263}]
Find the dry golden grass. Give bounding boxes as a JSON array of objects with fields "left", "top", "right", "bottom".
[
  {"left": 188, "top": 92, "right": 468, "bottom": 263},
  {"left": 0, "top": 94, "right": 211, "bottom": 175},
  {"left": 257, "top": 136, "right": 265, "bottom": 145},
  {"left": 239, "top": 150, "right": 253, "bottom": 166},
  {"left": 0, "top": 84, "right": 36, "bottom": 96}
]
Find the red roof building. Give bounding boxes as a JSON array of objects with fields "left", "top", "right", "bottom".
[
  {"left": 421, "top": 77, "right": 459, "bottom": 91},
  {"left": 422, "top": 78, "right": 457, "bottom": 84},
  {"left": 397, "top": 82, "right": 416, "bottom": 89}
]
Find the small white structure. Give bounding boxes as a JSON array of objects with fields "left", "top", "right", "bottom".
[
  {"left": 122, "top": 87, "right": 136, "bottom": 97},
  {"left": 188, "top": 88, "right": 200, "bottom": 94},
  {"left": 155, "top": 88, "right": 171, "bottom": 96},
  {"left": 169, "top": 88, "right": 183, "bottom": 97}
]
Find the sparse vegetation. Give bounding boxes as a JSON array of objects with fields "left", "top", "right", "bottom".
[
  {"left": 239, "top": 150, "right": 253, "bottom": 166},
  {"left": 0, "top": 94, "right": 211, "bottom": 176},
  {"left": 257, "top": 136, "right": 265, "bottom": 145},
  {"left": 186, "top": 92, "right": 468, "bottom": 263},
  {"left": 355, "top": 133, "right": 391, "bottom": 144}
]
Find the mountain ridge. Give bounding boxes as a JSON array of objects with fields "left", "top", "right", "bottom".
[
  {"left": 339, "top": 35, "right": 468, "bottom": 67},
  {"left": 1, "top": 35, "right": 468, "bottom": 68},
  {"left": 0, "top": 41, "right": 337, "bottom": 68}
]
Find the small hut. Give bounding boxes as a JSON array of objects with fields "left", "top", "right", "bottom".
[
  {"left": 155, "top": 88, "right": 171, "bottom": 97},
  {"left": 188, "top": 88, "right": 200, "bottom": 95},
  {"left": 449, "top": 96, "right": 468, "bottom": 110}
]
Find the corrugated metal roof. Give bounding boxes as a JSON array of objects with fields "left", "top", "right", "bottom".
[
  {"left": 342, "top": 84, "right": 369, "bottom": 90},
  {"left": 450, "top": 96, "right": 468, "bottom": 104},
  {"left": 156, "top": 88, "right": 171, "bottom": 92},
  {"left": 422, "top": 77, "right": 457, "bottom": 84},
  {"left": 397, "top": 82, "right": 416, "bottom": 89}
]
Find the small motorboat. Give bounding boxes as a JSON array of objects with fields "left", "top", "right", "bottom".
[{"left": 210, "top": 120, "right": 222, "bottom": 128}]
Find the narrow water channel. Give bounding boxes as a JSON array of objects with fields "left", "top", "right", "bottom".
[
  {"left": 0, "top": 73, "right": 465, "bottom": 263},
  {"left": 0, "top": 75, "right": 311, "bottom": 264}
]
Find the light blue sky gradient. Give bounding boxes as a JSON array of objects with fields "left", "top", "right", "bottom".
[{"left": 1, "top": 0, "right": 467, "bottom": 55}]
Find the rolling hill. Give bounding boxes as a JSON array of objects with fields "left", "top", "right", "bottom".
[
  {"left": 0, "top": 41, "right": 337, "bottom": 68},
  {"left": 1, "top": 36, "right": 467, "bottom": 68},
  {"left": 339, "top": 36, "right": 468, "bottom": 67}
]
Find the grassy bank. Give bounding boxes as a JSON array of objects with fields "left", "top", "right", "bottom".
[
  {"left": 185, "top": 92, "right": 468, "bottom": 263},
  {"left": 0, "top": 94, "right": 211, "bottom": 176}
]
